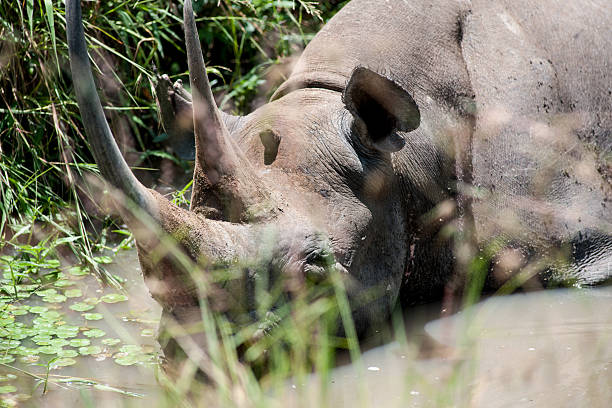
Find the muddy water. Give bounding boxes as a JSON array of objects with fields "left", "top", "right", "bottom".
[
  {"left": 10, "top": 250, "right": 163, "bottom": 407},
  {"left": 9, "top": 249, "right": 612, "bottom": 407},
  {"left": 285, "top": 287, "right": 612, "bottom": 408},
  {"left": 44, "top": 250, "right": 162, "bottom": 407}
]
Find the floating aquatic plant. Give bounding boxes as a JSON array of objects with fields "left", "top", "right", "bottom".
[
  {"left": 100, "top": 294, "right": 128, "bottom": 304},
  {"left": 0, "top": 259, "right": 159, "bottom": 401}
]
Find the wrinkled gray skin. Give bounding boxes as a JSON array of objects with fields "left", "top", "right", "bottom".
[{"left": 67, "top": 0, "right": 611, "bottom": 340}]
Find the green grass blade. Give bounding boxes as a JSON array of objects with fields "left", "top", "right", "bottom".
[
  {"left": 27, "top": 0, "right": 34, "bottom": 36},
  {"left": 43, "top": 0, "right": 60, "bottom": 74}
]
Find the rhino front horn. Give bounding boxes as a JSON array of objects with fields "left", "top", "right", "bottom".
[
  {"left": 183, "top": 0, "right": 273, "bottom": 222},
  {"left": 66, "top": 0, "right": 157, "bottom": 220}
]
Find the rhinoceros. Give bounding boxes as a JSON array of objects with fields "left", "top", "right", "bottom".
[{"left": 66, "top": 0, "right": 612, "bottom": 338}]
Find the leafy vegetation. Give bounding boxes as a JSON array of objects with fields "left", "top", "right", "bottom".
[{"left": 0, "top": 256, "right": 160, "bottom": 403}]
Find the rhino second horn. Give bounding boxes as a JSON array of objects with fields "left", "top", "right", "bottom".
[{"left": 183, "top": 0, "right": 273, "bottom": 221}]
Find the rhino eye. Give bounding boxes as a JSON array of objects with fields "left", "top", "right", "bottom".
[
  {"left": 303, "top": 240, "right": 335, "bottom": 267},
  {"left": 259, "top": 130, "right": 280, "bottom": 165}
]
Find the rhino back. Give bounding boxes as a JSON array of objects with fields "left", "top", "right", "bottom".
[{"left": 463, "top": 1, "right": 611, "bottom": 265}]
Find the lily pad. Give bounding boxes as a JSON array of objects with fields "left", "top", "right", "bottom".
[
  {"left": 82, "top": 313, "right": 103, "bottom": 321},
  {"left": 54, "top": 280, "right": 75, "bottom": 288},
  {"left": 49, "top": 338, "right": 69, "bottom": 348},
  {"left": 55, "top": 325, "right": 80, "bottom": 339},
  {"left": 2, "top": 328, "right": 29, "bottom": 341},
  {"left": 40, "top": 311, "right": 62, "bottom": 321},
  {"left": 113, "top": 355, "right": 138, "bottom": 366},
  {"left": 29, "top": 306, "right": 48, "bottom": 314},
  {"left": 0, "top": 339, "right": 20, "bottom": 348},
  {"left": 0, "top": 355, "right": 15, "bottom": 364},
  {"left": 31, "top": 335, "right": 52, "bottom": 345},
  {"left": 35, "top": 289, "right": 57, "bottom": 297},
  {"left": 83, "top": 328, "right": 106, "bottom": 338},
  {"left": 13, "top": 346, "right": 38, "bottom": 356},
  {"left": 0, "top": 316, "right": 15, "bottom": 325},
  {"left": 42, "top": 294, "right": 67, "bottom": 303},
  {"left": 78, "top": 345, "right": 102, "bottom": 355},
  {"left": 64, "top": 289, "right": 83, "bottom": 298},
  {"left": 101, "top": 338, "right": 121, "bottom": 346},
  {"left": 9, "top": 308, "right": 28, "bottom": 316},
  {"left": 32, "top": 317, "right": 55, "bottom": 327},
  {"left": 69, "top": 338, "right": 90, "bottom": 347},
  {"left": 37, "top": 346, "right": 61, "bottom": 355},
  {"left": 57, "top": 349, "right": 78, "bottom": 358},
  {"left": 100, "top": 293, "right": 128, "bottom": 304},
  {"left": 119, "top": 345, "right": 141, "bottom": 354},
  {"left": 69, "top": 302, "right": 94, "bottom": 312},
  {"left": 51, "top": 358, "right": 77, "bottom": 368}
]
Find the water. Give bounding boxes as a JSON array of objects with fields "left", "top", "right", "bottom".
[
  {"left": 6, "top": 249, "right": 611, "bottom": 407},
  {"left": 45, "top": 250, "right": 162, "bottom": 407},
  {"left": 284, "top": 287, "right": 612, "bottom": 407},
  {"left": 2, "top": 250, "right": 162, "bottom": 407}
]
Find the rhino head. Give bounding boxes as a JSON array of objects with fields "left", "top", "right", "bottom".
[{"left": 67, "top": 0, "right": 421, "bottom": 334}]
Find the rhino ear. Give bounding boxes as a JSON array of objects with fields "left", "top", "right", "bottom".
[{"left": 343, "top": 67, "right": 420, "bottom": 153}]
